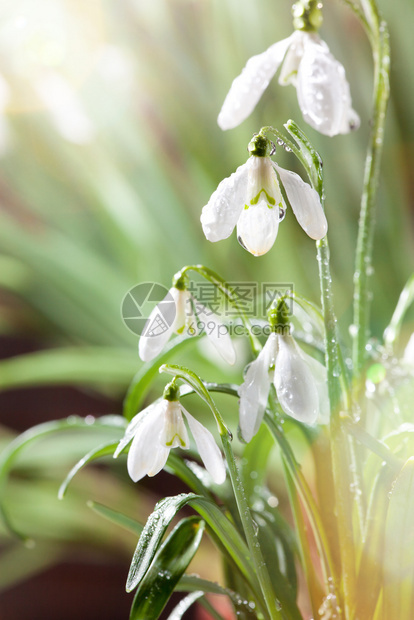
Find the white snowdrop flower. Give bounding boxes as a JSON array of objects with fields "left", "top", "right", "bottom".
[
  {"left": 201, "top": 135, "right": 327, "bottom": 256},
  {"left": 239, "top": 320, "right": 329, "bottom": 442},
  {"left": 218, "top": 1, "right": 359, "bottom": 137},
  {"left": 114, "top": 386, "right": 226, "bottom": 485},
  {"left": 138, "top": 281, "right": 236, "bottom": 365}
]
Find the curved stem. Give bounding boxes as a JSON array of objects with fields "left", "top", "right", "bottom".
[{"left": 176, "top": 264, "right": 261, "bottom": 355}]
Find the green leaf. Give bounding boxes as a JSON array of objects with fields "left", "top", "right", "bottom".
[
  {"left": 0, "top": 347, "right": 139, "bottom": 392},
  {"left": 126, "top": 493, "right": 198, "bottom": 592},
  {"left": 166, "top": 591, "right": 204, "bottom": 620},
  {"left": 252, "top": 508, "right": 298, "bottom": 594},
  {"left": 127, "top": 492, "right": 262, "bottom": 605},
  {"left": 384, "top": 273, "right": 414, "bottom": 347},
  {"left": 253, "top": 513, "right": 301, "bottom": 620},
  {"left": 0, "top": 415, "right": 125, "bottom": 540},
  {"left": 0, "top": 541, "right": 65, "bottom": 590},
  {"left": 87, "top": 501, "right": 143, "bottom": 536},
  {"left": 241, "top": 424, "right": 274, "bottom": 502},
  {"left": 178, "top": 573, "right": 260, "bottom": 618},
  {"left": 188, "top": 497, "right": 260, "bottom": 596},
  {"left": 383, "top": 457, "right": 414, "bottom": 619},
  {"left": 58, "top": 441, "right": 119, "bottom": 499},
  {"left": 165, "top": 452, "right": 218, "bottom": 497},
  {"left": 129, "top": 516, "right": 205, "bottom": 620}
]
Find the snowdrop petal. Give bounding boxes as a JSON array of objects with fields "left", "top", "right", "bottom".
[
  {"left": 237, "top": 200, "right": 280, "bottom": 256},
  {"left": 274, "top": 334, "right": 319, "bottom": 424},
  {"left": 147, "top": 447, "right": 170, "bottom": 477},
  {"left": 218, "top": 35, "right": 294, "bottom": 130},
  {"left": 196, "top": 302, "right": 236, "bottom": 365},
  {"left": 278, "top": 30, "right": 305, "bottom": 86},
  {"left": 201, "top": 163, "right": 248, "bottom": 242},
  {"left": 114, "top": 402, "right": 159, "bottom": 458},
  {"left": 138, "top": 287, "right": 187, "bottom": 362},
  {"left": 239, "top": 333, "right": 277, "bottom": 442},
  {"left": 297, "top": 37, "right": 359, "bottom": 136},
  {"left": 300, "top": 350, "right": 330, "bottom": 424},
  {"left": 182, "top": 407, "right": 226, "bottom": 484},
  {"left": 127, "top": 406, "right": 165, "bottom": 482},
  {"left": 273, "top": 163, "right": 327, "bottom": 240}
]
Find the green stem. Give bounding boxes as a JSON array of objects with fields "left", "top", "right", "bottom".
[
  {"left": 317, "top": 237, "right": 358, "bottom": 620},
  {"left": 352, "top": 4, "right": 390, "bottom": 377},
  {"left": 176, "top": 264, "right": 261, "bottom": 355},
  {"left": 263, "top": 118, "right": 361, "bottom": 617},
  {"left": 221, "top": 434, "right": 283, "bottom": 620},
  {"left": 160, "top": 365, "right": 281, "bottom": 619}
]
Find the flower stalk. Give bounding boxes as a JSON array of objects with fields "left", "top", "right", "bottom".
[
  {"left": 160, "top": 364, "right": 282, "bottom": 620},
  {"left": 352, "top": 3, "right": 391, "bottom": 377}
]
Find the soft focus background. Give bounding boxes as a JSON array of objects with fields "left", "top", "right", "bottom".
[{"left": 0, "top": 0, "right": 412, "bottom": 618}]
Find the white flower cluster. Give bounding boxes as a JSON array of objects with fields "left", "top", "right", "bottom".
[{"left": 116, "top": 1, "right": 339, "bottom": 486}]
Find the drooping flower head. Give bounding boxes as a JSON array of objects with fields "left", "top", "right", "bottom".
[
  {"left": 139, "top": 271, "right": 236, "bottom": 365},
  {"left": 201, "top": 134, "right": 327, "bottom": 256},
  {"left": 239, "top": 300, "right": 329, "bottom": 442},
  {"left": 218, "top": 0, "right": 359, "bottom": 137},
  {"left": 114, "top": 380, "right": 226, "bottom": 484}
]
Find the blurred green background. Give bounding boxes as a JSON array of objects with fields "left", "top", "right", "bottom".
[{"left": 0, "top": 0, "right": 413, "bottom": 618}]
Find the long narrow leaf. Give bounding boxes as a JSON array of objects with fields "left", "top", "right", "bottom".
[
  {"left": 166, "top": 591, "right": 204, "bottom": 620},
  {"left": 0, "top": 416, "right": 125, "bottom": 539},
  {"left": 58, "top": 442, "right": 120, "bottom": 499},
  {"left": 355, "top": 464, "right": 397, "bottom": 618},
  {"left": 0, "top": 348, "right": 138, "bottom": 392},
  {"left": 87, "top": 501, "right": 143, "bottom": 536},
  {"left": 126, "top": 493, "right": 199, "bottom": 592},
  {"left": 129, "top": 516, "right": 205, "bottom": 620}
]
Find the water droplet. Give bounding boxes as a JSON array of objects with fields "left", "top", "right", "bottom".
[
  {"left": 267, "top": 495, "right": 279, "bottom": 508},
  {"left": 349, "top": 324, "right": 357, "bottom": 337}
]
